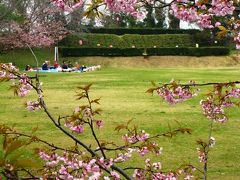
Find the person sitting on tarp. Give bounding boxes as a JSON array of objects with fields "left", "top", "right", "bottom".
[
  {"left": 42, "top": 61, "right": 48, "bottom": 70},
  {"left": 75, "top": 62, "right": 81, "bottom": 70},
  {"left": 54, "top": 61, "right": 59, "bottom": 69},
  {"left": 62, "top": 61, "right": 68, "bottom": 69},
  {"left": 80, "top": 65, "right": 87, "bottom": 72},
  {"left": 68, "top": 61, "right": 73, "bottom": 68},
  {"left": 25, "top": 65, "right": 31, "bottom": 71}
]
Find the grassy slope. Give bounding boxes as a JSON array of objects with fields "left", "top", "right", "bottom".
[
  {"left": 0, "top": 48, "right": 54, "bottom": 68},
  {"left": 0, "top": 49, "right": 240, "bottom": 179}
]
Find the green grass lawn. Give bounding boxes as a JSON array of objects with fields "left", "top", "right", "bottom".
[{"left": 0, "top": 64, "right": 240, "bottom": 179}]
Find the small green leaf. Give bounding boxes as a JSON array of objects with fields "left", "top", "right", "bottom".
[
  {"left": 31, "top": 126, "right": 38, "bottom": 134},
  {"left": 145, "top": 88, "right": 157, "bottom": 94},
  {"left": 8, "top": 151, "right": 23, "bottom": 162},
  {"left": 91, "top": 98, "right": 101, "bottom": 105},
  {"left": 127, "top": 119, "right": 133, "bottom": 126},
  {"left": 218, "top": 25, "right": 227, "bottom": 31},
  {"left": 151, "top": 81, "right": 157, "bottom": 87},
  {"left": 115, "top": 124, "right": 127, "bottom": 132},
  {"left": 84, "top": 84, "right": 93, "bottom": 92},
  {"left": 15, "top": 159, "right": 40, "bottom": 168},
  {"left": 5, "top": 139, "right": 26, "bottom": 156},
  {"left": 93, "top": 108, "right": 102, "bottom": 115}
]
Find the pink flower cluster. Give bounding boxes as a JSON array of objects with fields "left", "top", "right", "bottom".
[
  {"left": 170, "top": 0, "right": 235, "bottom": 29},
  {"left": 207, "top": 0, "right": 235, "bottom": 16},
  {"left": 200, "top": 87, "right": 240, "bottom": 123},
  {"left": 137, "top": 146, "right": 150, "bottom": 157},
  {"left": 26, "top": 101, "right": 41, "bottom": 111},
  {"left": 109, "top": 171, "right": 120, "bottom": 180},
  {"left": 39, "top": 150, "right": 119, "bottom": 179},
  {"left": 105, "top": 0, "right": 146, "bottom": 19},
  {"left": 17, "top": 73, "right": 33, "bottom": 97},
  {"left": 122, "top": 130, "right": 162, "bottom": 157},
  {"left": 65, "top": 122, "right": 84, "bottom": 134},
  {"left": 96, "top": 120, "right": 104, "bottom": 129},
  {"left": 39, "top": 150, "right": 101, "bottom": 179},
  {"left": 170, "top": 4, "right": 198, "bottom": 22},
  {"left": 52, "top": 0, "right": 84, "bottom": 12},
  {"left": 228, "top": 88, "right": 240, "bottom": 98},
  {"left": 133, "top": 158, "right": 194, "bottom": 179},
  {"left": 1, "top": 20, "right": 67, "bottom": 49},
  {"left": 197, "top": 148, "right": 207, "bottom": 163},
  {"left": 122, "top": 130, "right": 149, "bottom": 143},
  {"left": 200, "top": 97, "right": 228, "bottom": 123},
  {"left": 9, "top": 22, "right": 55, "bottom": 48},
  {"left": 1, "top": 64, "right": 33, "bottom": 97},
  {"left": 114, "top": 148, "right": 136, "bottom": 162},
  {"left": 39, "top": 149, "right": 192, "bottom": 179},
  {"left": 234, "top": 32, "right": 240, "bottom": 49},
  {"left": 157, "top": 85, "right": 196, "bottom": 105},
  {"left": 65, "top": 106, "right": 105, "bottom": 133},
  {"left": 0, "top": 63, "right": 17, "bottom": 80}
]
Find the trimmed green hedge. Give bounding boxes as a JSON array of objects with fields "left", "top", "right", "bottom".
[
  {"left": 59, "top": 34, "right": 196, "bottom": 48},
  {"left": 60, "top": 47, "right": 144, "bottom": 56},
  {"left": 84, "top": 28, "right": 201, "bottom": 35},
  {"left": 59, "top": 47, "right": 230, "bottom": 57},
  {"left": 147, "top": 47, "right": 230, "bottom": 56},
  {"left": 122, "top": 34, "right": 194, "bottom": 48}
]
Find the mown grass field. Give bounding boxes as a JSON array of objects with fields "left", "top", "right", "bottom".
[{"left": 0, "top": 49, "right": 240, "bottom": 179}]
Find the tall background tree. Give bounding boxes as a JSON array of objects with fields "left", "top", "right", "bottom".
[{"left": 0, "top": 0, "right": 68, "bottom": 50}]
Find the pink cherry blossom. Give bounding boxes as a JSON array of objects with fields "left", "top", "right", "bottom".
[
  {"left": 70, "top": 125, "right": 84, "bottom": 134},
  {"left": 110, "top": 171, "right": 120, "bottom": 180},
  {"left": 52, "top": 0, "right": 84, "bottom": 12},
  {"left": 157, "top": 85, "right": 196, "bottom": 105},
  {"left": 26, "top": 101, "right": 41, "bottom": 111},
  {"left": 65, "top": 122, "right": 84, "bottom": 134},
  {"left": 137, "top": 146, "right": 150, "bottom": 156},
  {"left": 200, "top": 97, "right": 228, "bottom": 123},
  {"left": 122, "top": 129, "right": 150, "bottom": 143},
  {"left": 114, "top": 148, "right": 136, "bottom": 162},
  {"left": 96, "top": 120, "right": 104, "bottom": 128},
  {"left": 197, "top": 148, "right": 207, "bottom": 163},
  {"left": 132, "top": 169, "right": 145, "bottom": 179}
]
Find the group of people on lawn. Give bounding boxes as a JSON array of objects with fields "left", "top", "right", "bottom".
[
  {"left": 25, "top": 60, "right": 86, "bottom": 72},
  {"left": 42, "top": 60, "right": 86, "bottom": 71}
]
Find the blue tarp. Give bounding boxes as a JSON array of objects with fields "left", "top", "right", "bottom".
[
  {"left": 30, "top": 69, "right": 83, "bottom": 73},
  {"left": 31, "top": 69, "right": 59, "bottom": 73}
]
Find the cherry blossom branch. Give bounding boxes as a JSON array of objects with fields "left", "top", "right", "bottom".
[
  {"left": 34, "top": 75, "right": 132, "bottom": 179},
  {"left": 203, "top": 120, "right": 214, "bottom": 180},
  {"left": 3, "top": 132, "right": 80, "bottom": 154},
  {"left": 85, "top": 91, "right": 107, "bottom": 159},
  {"left": 19, "top": 168, "right": 39, "bottom": 179},
  {"left": 96, "top": 127, "right": 191, "bottom": 152},
  {"left": 183, "top": 164, "right": 204, "bottom": 175},
  {"left": 158, "top": 81, "right": 240, "bottom": 88}
]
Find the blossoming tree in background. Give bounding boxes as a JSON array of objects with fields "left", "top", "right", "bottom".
[{"left": 0, "top": 0, "right": 68, "bottom": 50}]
